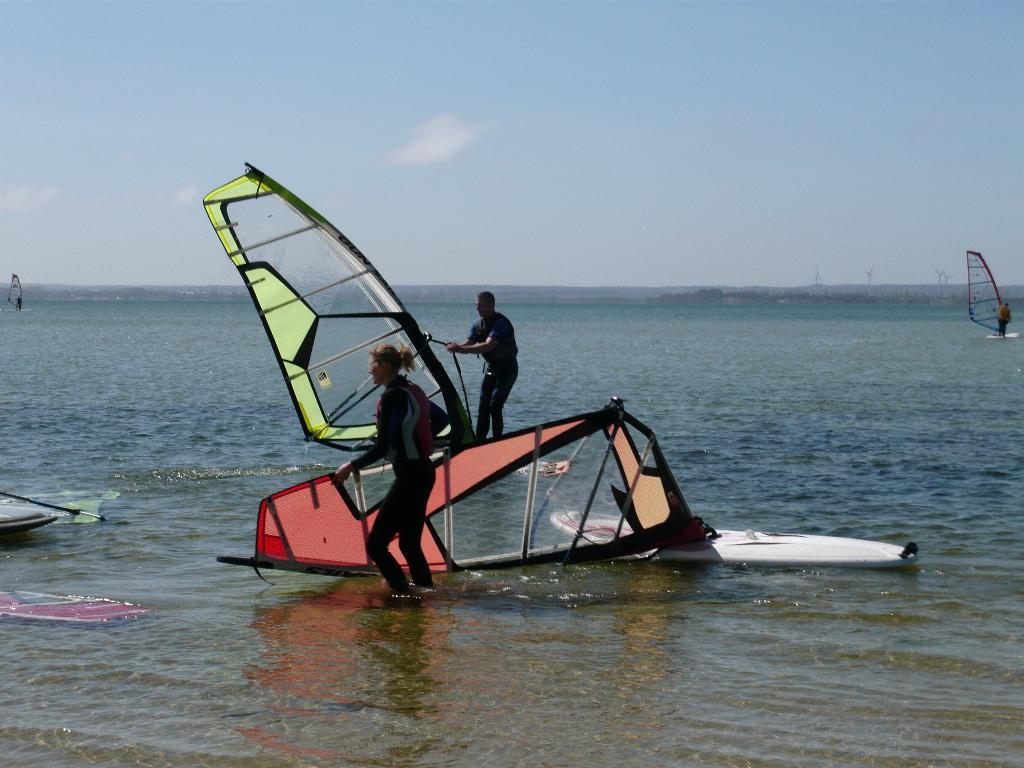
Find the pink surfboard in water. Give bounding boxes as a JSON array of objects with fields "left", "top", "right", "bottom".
[{"left": 0, "top": 591, "right": 147, "bottom": 623}]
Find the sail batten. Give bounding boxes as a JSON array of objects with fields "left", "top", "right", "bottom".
[
  {"left": 259, "top": 270, "right": 374, "bottom": 317},
  {"left": 226, "top": 222, "right": 320, "bottom": 258}
]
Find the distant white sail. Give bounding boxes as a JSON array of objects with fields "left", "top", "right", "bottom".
[{"left": 7, "top": 274, "right": 22, "bottom": 310}]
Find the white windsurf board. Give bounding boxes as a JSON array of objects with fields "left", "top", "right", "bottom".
[{"left": 554, "top": 512, "right": 918, "bottom": 569}]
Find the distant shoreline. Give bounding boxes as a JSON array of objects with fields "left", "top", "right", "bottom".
[{"left": 14, "top": 283, "right": 1022, "bottom": 305}]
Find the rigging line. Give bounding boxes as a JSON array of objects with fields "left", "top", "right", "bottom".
[
  {"left": 409, "top": 337, "right": 447, "bottom": 392},
  {"left": 325, "top": 381, "right": 381, "bottom": 427},
  {"left": 0, "top": 490, "right": 105, "bottom": 520},
  {"left": 258, "top": 269, "right": 373, "bottom": 317},
  {"left": 427, "top": 338, "right": 471, "bottom": 416},
  {"left": 324, "top": 374, "right": 374, "bottom": 422},
  {"left": 450, "top": 352, "right": 470, "bottom": 416}
]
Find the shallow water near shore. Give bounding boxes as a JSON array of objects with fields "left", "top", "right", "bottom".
[{"left": 2, "top": 299, "right": 1022, "bottom": 767}]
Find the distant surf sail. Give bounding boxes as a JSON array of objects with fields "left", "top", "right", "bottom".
[
  {"left": 966, "top": 250, "right": 1002, "bottom": 332},
  {"left": 203, "top": 164, "right": 472, "bottom": 450},
  {"left": 8, "top": 274, "right": 22, "bottom": 309},
  {"left": 219, "top": 401, "right": 706, "bottom": 577}
]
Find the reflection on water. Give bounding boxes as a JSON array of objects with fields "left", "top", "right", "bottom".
[
  {"left": 238, "top": 564, "right": 709, "bottom": 767},
  {"left": 242, "top": 582, "right": 451, "bottom": 763},
  {"left": 234, "top": 557, "right": 1024, "bottom": 767}
]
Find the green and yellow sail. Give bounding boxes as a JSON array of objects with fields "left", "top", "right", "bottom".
[{"left": 203, "top": 163, "right": 473, "bottom": 450}]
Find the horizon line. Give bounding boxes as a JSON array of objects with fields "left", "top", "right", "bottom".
[{"left": 12, "top": 281, "right": 998, "bottom": 290}]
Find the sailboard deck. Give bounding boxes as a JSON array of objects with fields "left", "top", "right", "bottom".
[
  {"left": 0, "top": 591, "right": 147, "bottom": 623},
  {"left": 0, "top": 504, "right": 58, "bottom": 536},
  {"left": 554, "top": 512, "right": 919, "bottom": 569},
  {"left": 985, "top": 332, "right": 1020, "bottom": 339}
]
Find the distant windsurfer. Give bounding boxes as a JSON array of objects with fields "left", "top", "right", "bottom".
[
  {"left": 332, "top": 344, "right": 437, "bottom": 594},
  {"left": 446, "top": 291, "right": 518, "bottom": 440},
  {"left": 15, "top": 296, "right": 21, "bottom": 311},
  {"left": 997, "top": 302, "right": 1011, "bottom": 337}
]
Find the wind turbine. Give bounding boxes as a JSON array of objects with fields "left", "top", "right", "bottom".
[
  {"left": 814, "top": 267, "right": 823, "bottom": 286},
  {"left": 865, "top": 265, "right": 875, "bottom": 293}
]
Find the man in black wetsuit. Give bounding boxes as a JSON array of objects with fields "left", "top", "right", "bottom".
[{"left": 446, "top": 291, "right": 518, "bottom": 440}]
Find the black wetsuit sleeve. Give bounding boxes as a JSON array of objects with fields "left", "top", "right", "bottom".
[{"left": 351, "top": 388, "right": 406, "bottom": 470}]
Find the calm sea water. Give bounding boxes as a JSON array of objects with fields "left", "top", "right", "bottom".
[{"left": 2, "top": 299, "right": 1022, "bottom": 768}]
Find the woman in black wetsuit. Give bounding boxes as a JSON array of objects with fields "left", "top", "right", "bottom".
[{"left": 333, "top": 344, "right": 437, "bottom": 593}]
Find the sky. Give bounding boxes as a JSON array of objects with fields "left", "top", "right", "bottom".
[{"left": 2, "top": 0, "right": 1023, "bottom": 288}]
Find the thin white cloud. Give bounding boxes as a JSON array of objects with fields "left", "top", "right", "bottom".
[
  {"left": 173, "top": 184, "right": 199, "bottom": 207},
  {"left": 0, "top": 185, "right": 59, "bottom": 213},
  {"left": 387, "top": 114, "right": 481, "bottom": 166}
]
